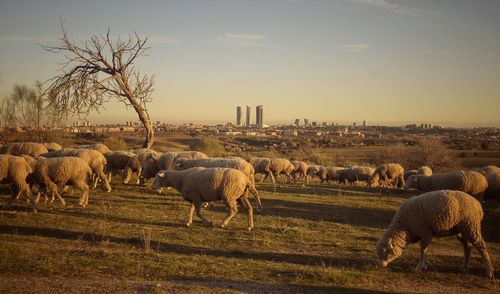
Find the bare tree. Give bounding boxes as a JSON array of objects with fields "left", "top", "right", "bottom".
[
  {"left": 0, "top": 98, "right": 15, "bottom": 144},
  {"left": 42, "top": 23, "right": 155, "bottom": 148}
]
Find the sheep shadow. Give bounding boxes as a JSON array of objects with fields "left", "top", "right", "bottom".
[{"left": 0, "top": 224, "right": 371, "bottom": 270}]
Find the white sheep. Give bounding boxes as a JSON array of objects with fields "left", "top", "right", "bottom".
[
  {"left": 377, "top": 190, "right": 494, "bottom": 278},
  {"left": 405, "top": 171, "right": 488, "bottom": 201},
  {"left": 151, "top": 167, "right": 262, "bottom": 230},
  {"left": 42, "top": 142, "right": 63, "bottom": 152},
  {"left": 156, "top": 151, "right": 208, "bottom": 171},
  {"left": 133, "top": 148, "right": 161, "bottom": 182},
  {"left": 290, "top": 160, "right": 309, "bottom": 182},
  {"left": 74, "top": 143, "right": 112, "bottom": 154},
  {"left": 0, "top": 142, "right": 48, "bottom": 158},
  {"left": 31, "top": 157, "right": 93, "bottom": 207},
  {"left": 478, "top": 165, "right": 500, "bottom": 175},
  {"left": 174, "top": 157, "right": 256, "bottom": 184},
  {"left": 306, "top": 165, "right": 327, "bottom": 184},
  {"left": 0, "top": 155, "right": 37, "bottom": 212},
  {"left": 417, "top": 166, "right": 433, "bottom": 176},
  {"left": 369, "top": 163, "right": 404, "bottom": 188}
]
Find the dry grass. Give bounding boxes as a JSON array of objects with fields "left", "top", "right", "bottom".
[{"left": 1, "top": 177, "right": 499, "bottom": 293}]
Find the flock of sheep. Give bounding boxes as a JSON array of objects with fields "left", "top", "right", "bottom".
[{"left": 1, "top": 141, "right": 499, "bottom": 278}]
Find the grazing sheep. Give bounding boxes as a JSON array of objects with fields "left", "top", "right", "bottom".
[
  {"left": 43, "top": 148, "right": 111, "bottom": 192},
  {"left": 484, "top": 173, "right": 500, "bottom": 200},
  {"left": 478, "top": 165, "right": 500, "bottom": 175},
  {"left": 260, "top": 158, "right": 295, "bottom": 184},
  {"left": 0, "top": 142, "right": 48, "bottom": 158},
  {"left": 325, "top": 167, "right": 344, "bottom": 184},
  {"left": 247, "top": 157, "right": 275, "bottom": 184},
  {"left": 306, "top": 165, "right": 327, "bottom": 184},
  {"left": 134, "top": 148, "right": 161, "bottom": 182},
  {"left": 42, "top": 142, "right": 63, "bottom": 152},
  {"left": 20, "top": 155, "right": 37, "bottom": 170},
  {"left": 30, "top": 157, "right": 93, "bottom": 207},
  {"left": 151, "top": 167, "right": 262, "bottom": 230},
  {"left": 405, "top": 171, "right": 488, "bottom": 201},
  {"left": 417, "top": 166, "right": 433, "bottom": 176},
  {"left": 174, "top": 157, "right": 256, "bottom": 184},
  {"left": 369, "top": 163, "right": 405, "bottom": 188},
  {"left": 337, "top": 166, "right": 374, "bottom": 185},
  {"left": 74, "top": 143, "right": 112, "bottom": 154},
  {"left": 404, "top": 170, "right": 418, "bottom": 182},
  {"left": 104, "top": 151, "right": 143, "bottom": 184},
  {"left": 156, "top": 151, "right": 208, "bottom": 171},
  {"left": 376, "top": 190, "right": 494, "bottom": 278},
  {"left": 290, "top": 160, "right": 309, "bottom": 183},
  {"left": 0, "top": 155, "right": 37, "bottom": 212}
]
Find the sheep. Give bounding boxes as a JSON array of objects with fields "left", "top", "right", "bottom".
[
  {"left": 174, "top": 157, "right": 256, "bottom": 184},
  {"left": 484, "top": 173, "right": 500, "bottom": 200},
  {"left": 42, "top": 148, "right": 111, "bottom": 192},
  {"left": 325, "top": 167, "right": 344, "bottom": 184},
  {"left": 151, "top": 167, "right": 262, "bottom": 230},
  {"left": 290, "top": 160, "right": 309, "bottom": 182},
  {"left": 20, "top": 155, "right": 37, "bottom": 170},
  {"left": 376, "top": 190, "right": 494, "bottom": 278},
  {"left": 478, "top": 165, "right": 500, "bottom": 175},
  {"left": 405, "top": 171, "right": 488, "bottom": 201},
  {"left": 0, "top": 142, "right": 48, "bottom": 158},
  {"left": 104, "top": 151, "right": 143, "bottom": 184},
  {"left": 0, "top": 155, "right": 37, "bottom": 212},
  {"left": 134, "top": 148, "right": 161, "bottom": 182},
  {"left": 337, "top": 166, "right": 374, "bottom": 185},
  {"left": 417, "top": 166, "right": 433, "bottom": 176},
  {"left": 42, "top": 142, "right": 63, "bottom": 152},
  {"left": 369, "top": 163, "right": 405, "bottom": 188},
  {"left": 30, "top": 157, "right": 93, "bottom": 207},
  {"left": 306, "top": 165, "right": 327, "bottom": 184},
  {"left": 156, "top": 151, "right": 208, "bottom": 171},
  {"left": 74, "top": 143, "right": 112, "bottom": 154},
  {"left": 404, "top": 170, "right": 418, "bottom": 182},
  {"left": 258, "top": 158, "right": 295, "bottom": 184},
  {"left": 247, "top": 157, "right": 275, "bottom": 184}
]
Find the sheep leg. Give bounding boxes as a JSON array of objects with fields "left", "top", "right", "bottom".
[
  {"left": 220, "top": 200, "right": 238, "bottom": 228},
  {"left": 186, "top": 203, "right": 195, "bottom": 227},
  {"left": 92, "top": 173, "right": 99, "bottom": 189},
  {"left": 472, "top": 238, "right": 494, "bottom": 278},
  {"left": 457, "top": 236, "right": 472, "bottom": 272},
  {"left": 74, "top": 180, "right": 90, "bottom": 207},
  {"left": 136, "top": 167, "right": 143, "bottom": 184},
  {"left": 47, "top": 182, "right": 65, "bottom": 207},
  {"left": 260, "top": 173, "right": 267, "bottom": 183},
  {"left": 270, "top": 172, "right": 276, "bottom": 185},
  {"left": 416, "top": 239, "right": 431, "bottom": 270},
  {"left": 97, "top": 168, "right": 112, "bottom": 192},
  {"left": 194, "top": 201, "right": 212, "bottom": 226},
  {"left": 122, "top": 168, "right": 132, "bottom": 184},
  {"left": 238, "top": 197, "right": 254, "bottom": 231}
]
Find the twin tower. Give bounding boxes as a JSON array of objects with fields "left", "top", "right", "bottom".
[{"left": 236, "top": 105, "right": 263, "bottom": 127}]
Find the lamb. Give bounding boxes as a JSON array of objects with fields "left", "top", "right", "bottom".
[
  {"left": 290, "top": 160, "right": 309, "bottom": 182},
  {"left": 478, "top": 165, "right": 500, "bottom": 175},
  {"left": 42, "top": 142, "right": 63, "bottom": 152},
  {"left": 156, "top": 151, "right": 208, "bottom": 171},
  {"left": 104, "top": 151, "right": 143, "bottom": 184},
  {"left": 369, "top": 163, "right": 405, "bottom": 188},
  {"left": 174, "top": 157, "right": 256, "bottom": 184},
  {"left": 30, "top": 157, "right": 93, "bottom": 207},
  {"left": 417, "top": 166, "right": 433, "bottom": 176},
  {"left": 376, "top": 190, "right": 494, "bottom": 278},
  {"left": 151, "top": 167, "right": 262, "bottom": 230},
  {"left": 260, "top": 158, "right": 295, "bottom": 184},
  {"left": 484, "top": 173, "right": 500, "bottom": 200},
  {"left": 0, "top": 142, "right": 48, "bottom": 158},
  {"left": 0, "top": 155, "right": 37, "bottom": 212},
  {"left": 42, "top": 148, "right": 111, "bottom": 192},
  {"left": 405, "top": 171, "right": 488, "bottom": 200},
  {"left": 306, "top": 165, "right": 327, "bottom": 184},
  {"left": 74, "top": 143, "right": 112, "bottom": 154}
]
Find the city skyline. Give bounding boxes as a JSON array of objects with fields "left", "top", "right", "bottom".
[{"left": 1, "top": 1, "right": 499, "bottom": 127}]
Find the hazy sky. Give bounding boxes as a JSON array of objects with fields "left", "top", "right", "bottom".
[{"left": 1, "top": 0, "right": 499, "bottom": 127}]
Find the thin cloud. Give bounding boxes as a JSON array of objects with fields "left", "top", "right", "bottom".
[
  {"left": 347, "top": 0, "right": 435, "bottom": 16},
  {"left": 149, "top": 35, "right": 180, "bottom": 45},
  {"left": 217, "top": 33, "right": 272, "bottom": 47},
  {"left": 340, "top": 43, "right": 369, "bottom": 52},
  {"left": 0, "top": 36, "right": 53, "bottom": 43}
]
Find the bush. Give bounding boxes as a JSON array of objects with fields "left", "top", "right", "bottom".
[
  {"left": 103, "top": 136, "right": 128, "bottom": 151},
  {"left": 189, "top": 137, "right": 226, "bottom": 157}
]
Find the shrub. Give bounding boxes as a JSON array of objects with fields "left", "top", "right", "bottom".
[
  {"left": 189, "top": 137, "right": 226, "bottom": 157},
  {"left": 103, "top": 136, "right": 127, "bottom": 151}
]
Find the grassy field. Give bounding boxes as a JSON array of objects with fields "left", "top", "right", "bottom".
[{"left": 1, "top": 177, "right": 499, "bottom": 293}]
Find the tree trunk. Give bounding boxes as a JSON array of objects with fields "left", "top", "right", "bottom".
[{"left": 129, "top": 100, "right": 154, "bottom": 149}]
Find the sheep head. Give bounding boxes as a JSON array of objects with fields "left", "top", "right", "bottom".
[
  {"left": 376, "top": 228, "right": 408, "bottom": 268},
  {"left": 405, "top": 175, "right": 418, "bottom": 189},
  {"left": 151, "top": 170, "right": 169, "bottom": 191}
]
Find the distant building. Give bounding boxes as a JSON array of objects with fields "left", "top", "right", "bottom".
[
  {"left": 256, "top": 105, "right": 263, "bottom": 127},
  {"left": 294, "top": 119, "right": 300, "bottom": 126},
  {"left": 236, "top": 106, "right": 242, "bottom": 126},
  {"left": 363, "top": 120, "right": 367, "bottom": 127},
  {"left": 304, "top": 119, "right": 309, "bottom": 126},
  {"left": 246, "top": 106, "right": 251, "bottom": 126},
  {"left": 312, "top": 121, "right": 317, "bottom": 127}
]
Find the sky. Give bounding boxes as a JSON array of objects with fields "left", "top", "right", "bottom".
[{"left": 0, "top": 0, "right": 499, "bottom": 127}]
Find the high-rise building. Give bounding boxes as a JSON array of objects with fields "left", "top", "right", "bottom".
[
  {"left": 304, "top": 119, "right": 309, "bottom": 126},
  {"left": 362, "top": 120, "right": 367, "bottom": 127},
  {"left": 236, "top": 106, "right": 242, "bottom": 126},
  {"left": 246, "top": 106, "right": 251, "bottom": 126},
  {"left": 294, "top": 119, "right": 300, "bottom": 126},
  {"left": 256, "top": 105, "right": 263, "bottom": 127}
]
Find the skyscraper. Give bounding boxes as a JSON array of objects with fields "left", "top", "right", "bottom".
[
  {"left": 246, "top": 106, "right": 251, "bottom": 126},
  {"left": 236, "top": 106, "right": 242, "bottom": 126},
  {"left": 256, "top": 105, "right": 263, "bottom": 127},
  {"left": 294, "top": 119, "right": 300, "bottom": 126}
]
